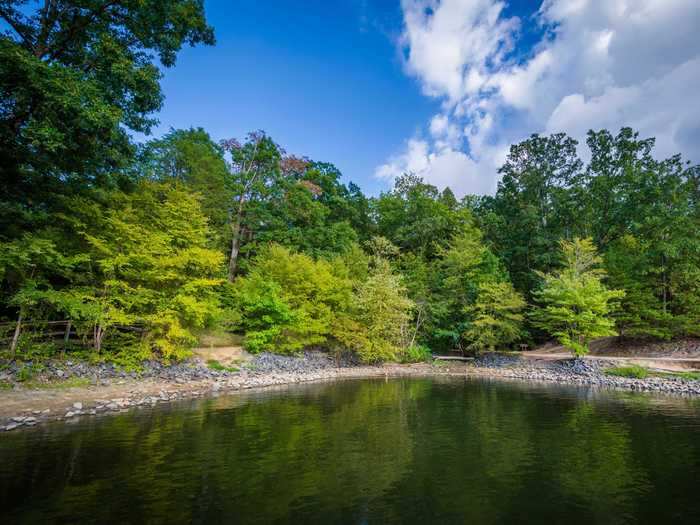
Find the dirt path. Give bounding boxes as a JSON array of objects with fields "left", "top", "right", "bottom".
[{"left": 524, "top": 351, "right": 700, "bottom": 371}]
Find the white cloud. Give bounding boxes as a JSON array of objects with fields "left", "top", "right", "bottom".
[
  {"left": 375, "top": 137, "right": 502, "bottom": 195},
  {"left": 376, "top": 0, "right": 700, "bottom": 196}
]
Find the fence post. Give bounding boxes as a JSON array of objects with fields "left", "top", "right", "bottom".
[
  {"left": 63, "top": 321, "right": 72, "bottom": 357},
  {"left": 10, "top": 309, "right": 23, "bottom": 359}
]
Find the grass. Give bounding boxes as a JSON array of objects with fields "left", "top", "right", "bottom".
[
  {"left": 206, "top": 359, "right": 239, "bottom": 373},
  {"left": 656, "top": 370, "right": 700, "bottom": 381},
  {"left": 605, "top": 365, "right": 700, "bottom": 381},
  {"left": 605, "top": 365, "right": 649, "bottom": 379},
  {"left": 22, "top": 377, "right": 92, "bottom": 390}
]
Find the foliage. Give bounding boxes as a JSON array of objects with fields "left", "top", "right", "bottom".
[
  {"left": 336, "top": 259, "right": 415, "bottom": 363},
  {"left": 0, "top": 11, "right": 697, "bottom": 366},
  {"left": 233, "top": 244, "right": 353, "bottom": 354},
  {"left": 397, "top": 344, "right": 432, "bottom": 363},
  {"left": 206, "top": 359, "right": 239, "bottom": 373},
  {"left": 463, "top": 281, "right": 526, "bottom": 353},
  {"left": 1, "top": 0, "right": 215, "bottom": 244},
  {"left": 7, "top": 183, "right": 224, "bottom": 361},
  {"left": 531, "top": 238, "right": 625, "bottom": 357}
]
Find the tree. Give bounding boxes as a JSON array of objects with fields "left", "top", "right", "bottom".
[
  {"left": 337, "top": 258, "right": 414, "bottom": 363},
  {"left": 429, "top": 223, "right": 506, "bottom": 352},
  {"left": 233, "top": 244, "right": 354, "bottom": 354},
  {"left": 138, "top": 127, "right": 230, "bottom": 244},
  {"left": 373, "top": 173, "right": 471, "bottom": 259},
  {"left": 0, "top": 1, "right": 214, "bottom": 224},
  {"left": 220, "top": 132, "right": 284, "bottom": 280},
  {"left": 71, "top": 183, "right": 224, "bottom": 358},
  {"left": 587, "top": 129, "right": 700, "bottom": 338},
  {"left": 464, "top": 281, "right": 526, "bottom": 352},
  {"left": 486, "top": 133, "right": 585, "bottom": 297},
  {"left": 531, "top": 238, "right": 624, "bottom": 357}
]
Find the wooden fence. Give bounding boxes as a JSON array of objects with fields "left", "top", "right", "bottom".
[{"left": 0, "top": 320, "right": 146, "bottom": 351}]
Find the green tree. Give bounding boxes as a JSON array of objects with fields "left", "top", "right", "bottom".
[
  {"left": 220, "top": 132, "right": 284, "bottom": 280},
  {"left": 138, "top": 127, "right": 230, "bottom": 244},
  {"left": 233, "top": 244, "right": 353, "bottom": 354},
  {"left": 483, "top": 133, "right": 585, "bottom": 297},
  {"left": 373, "top": 173, "right": 470, "bottom": 259},
  {"left": 587, "top": 129, "right": 700, "bottom": 338},
  {"left": 337, "top": 258, "right": 414, "bottom": 363},
  {"left": 429, "top": 223, "right": 506, "bottom": 352},
  {"left": 464, "top": 281, "right": 526, "bottom": 352},
  {"left": 531, "top": 238, "right": 624, "bottom": 357},
  {"left": 1, "top": 0, "right": 214, "bottom": 227}
]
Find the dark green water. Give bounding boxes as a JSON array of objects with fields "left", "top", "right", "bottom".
[{"left": 1, "top": 378, "right": 700, "bottom": 524}]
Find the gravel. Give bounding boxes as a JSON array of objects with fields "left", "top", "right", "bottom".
[{"left": 2, "top": 351, "right": 700, "bottom": 432}]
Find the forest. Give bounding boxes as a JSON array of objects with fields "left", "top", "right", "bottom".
[{"left": 1, "top": 1, "right": 698, "bottom": 368}]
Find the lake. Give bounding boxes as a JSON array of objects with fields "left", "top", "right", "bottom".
[{"left": 1, "top": 377, "right": 699, "bottom": 524}]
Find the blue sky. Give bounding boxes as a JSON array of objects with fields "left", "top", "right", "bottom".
[
  {"left": 7, "top": 1, "right": 698, "bottom": 196},
  {"left": 151, "top": 1, "right": 437, "bottom": 195},
  {"left": 152, "top": 1, "right": 551, "bottom": 195}
]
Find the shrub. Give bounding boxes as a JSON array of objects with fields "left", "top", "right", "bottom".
[{"left": 398, "top": 344, "right": 432, "bottom": 363}]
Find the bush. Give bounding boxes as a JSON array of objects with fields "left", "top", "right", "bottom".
[{"left": 398, "top": 344, "right": 432, "bottom": 363}]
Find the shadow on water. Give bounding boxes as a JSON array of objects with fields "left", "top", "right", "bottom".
[{"left": 1, "top": 377, "right": 699, "bottom": 524}]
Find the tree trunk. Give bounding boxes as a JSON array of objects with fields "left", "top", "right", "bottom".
[
  {"left": 228, "top": 219, "right": 242, "bottom": 282},
  {"left": 228, "top": 201, "right": 245, "bottom": 282},
  {"left": 94, "top": 324, "right": 105, "bottom": 353},
  {"left": 10, "top": 309, "right": 23, "bottom": 358}
]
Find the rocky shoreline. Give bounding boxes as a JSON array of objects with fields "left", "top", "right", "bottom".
[{"left": 2, "top": 352, "right": 700, "bottom": 431}]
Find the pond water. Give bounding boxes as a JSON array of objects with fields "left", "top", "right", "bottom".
[{"left": 1, "top": 377, "right": 700, "bottom": 524}]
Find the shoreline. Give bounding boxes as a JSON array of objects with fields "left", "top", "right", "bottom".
[{"left": 2, "top": 356, "right": 700, "bottom": 431}]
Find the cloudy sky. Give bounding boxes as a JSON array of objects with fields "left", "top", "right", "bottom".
[{"left": 155, "top": 0, "right": 700, "bottom": 196}]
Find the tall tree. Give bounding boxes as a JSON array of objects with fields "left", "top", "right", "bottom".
[
  {"left": 220, "top": 131, "right": 283, "bottom": 280},
  {"left": 373, "top": 173, "right": 470, "bottom": 260},
  {"left": 0, "top": 0, "right": 215, "bottom": 226},
  {"left": 139, "top": 127, "right": 230, "bottom": 245},
  {"left": 486, "top": 133, "right": 585, "bottom": 297},
  {"left": 587, "top": 128, "right": 700, "bottom": 338}
]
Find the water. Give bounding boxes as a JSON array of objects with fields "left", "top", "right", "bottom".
[{"left": 1, "top": 378, "right": 700, "bottom": 524}]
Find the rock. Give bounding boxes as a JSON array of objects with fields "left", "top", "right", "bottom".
[
  {"left": 4, "top": 423, "right": 19, "bottom": 431},
  {"left": 72, "top": 402, "right": 83, "bottom": 410},
  {"left": 65, "top": 411, "right": 75, "bottom": 418}
]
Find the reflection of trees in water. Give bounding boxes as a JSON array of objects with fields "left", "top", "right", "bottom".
[
  {"left": 383, "top": 381, "right": 540, "bottom": 523},
  {"left": 543, "top": 403, "right": 650, "bottom": 524},
  {"left": 2, "top": 379, "right": 700, "bottom": 523},
  {"left": 0, "top": 379, "right": 429, "bottom": 523}
]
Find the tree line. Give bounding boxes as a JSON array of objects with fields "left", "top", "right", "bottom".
[{"left": 1, "top": 1, "right": 698, "bottom": 366}]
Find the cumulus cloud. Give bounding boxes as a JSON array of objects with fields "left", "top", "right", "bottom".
[{"left": 375, "top": 0, "right": 700, "bottom": 196}]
